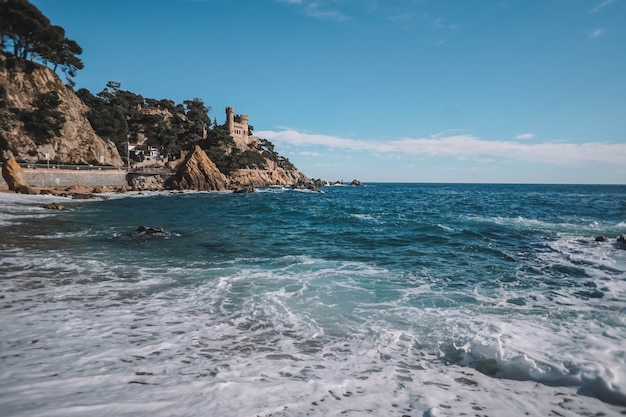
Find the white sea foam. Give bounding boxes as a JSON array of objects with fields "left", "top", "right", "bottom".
[
  {"left": 351, "top": 213, "right": 376, "bottom": 221},
  {"left": 1, "top": 247, "right": 625, "bottom": 416},
  {"left": 2, "top": 186, "right": 626, "bottom": 416},
  {"left": 463, "top": 214, "right": 622, "bottom": 237}
]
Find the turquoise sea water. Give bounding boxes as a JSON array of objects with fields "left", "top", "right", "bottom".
[{"left": 1, "top": 183, "right": 625, "bottom": 416}]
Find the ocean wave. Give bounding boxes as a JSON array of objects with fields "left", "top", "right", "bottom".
[
  {"left": 2, "top": 184, "right": 626, "bottom": 416},
  {"left": 461, "top": 214, "right": 621, "bottom": 237}
]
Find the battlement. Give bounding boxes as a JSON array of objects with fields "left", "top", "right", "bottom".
[{"left": 225, "top": 106, "right": 255, "bottom": 149}]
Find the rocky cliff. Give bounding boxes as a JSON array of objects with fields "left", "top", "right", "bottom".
[
  {"left": 0, "top": 57, "right": 123, "bottom": 166},
  {"left": 229, "top": 159, "right": 307, "bottom": 187},
  {"left": 171, "top": 145, "right": 229, "bottom": 191},
  {"left": 0, "top": 57, "right": 310, "bottom": 191}
]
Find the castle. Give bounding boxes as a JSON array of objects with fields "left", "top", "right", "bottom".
[{"left": 226, "top": 107, "right": 257, "bottom": 149}]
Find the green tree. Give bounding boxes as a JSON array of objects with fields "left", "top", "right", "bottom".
[
  {"left": 77, "top": 86, "right": 129, "bottom": 145},
  {"left": 0, "top": 0, "right": 83, "bottom": 81},
  {"left": 20, "top": 90, "right": 65, "bottom": 144},
  {"left": 183, "top": 98, "right": 211, "bottom": 140}
]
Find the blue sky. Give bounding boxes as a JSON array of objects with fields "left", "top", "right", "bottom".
[{"left": 33, "top": 0, "right": 626, "bottom": 183}]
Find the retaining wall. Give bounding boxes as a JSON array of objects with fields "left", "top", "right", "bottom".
[{"left": 1, "top": 167, "right": 129, "bottom": 188}]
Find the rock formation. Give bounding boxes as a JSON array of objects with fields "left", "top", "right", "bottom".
[
  {"left": 1, "top": 155, "right": 33, "bottom": 193},
  {"left": 0, "top": 57, "right": 123, "bottom": 166},
  {"left": 229, "top": 159, "right": 307, "bottom": 188},
  {"left": 618, "top": 235, "right": 626, "bottom": 249},
  {"left": 42, "top": 202, "right": 65, "bottom": 210},
  {"left": 132, "top": 226, "right": 170, "bottom": 237},
  {"left": 1, "top": 58, "right": 316, "bottom": 191},
  {"left": 130, "top": 175, "right": 165, "bottom": 191},
  {"left": 172, "top": 145, "right": 228, "bottom": 191}
]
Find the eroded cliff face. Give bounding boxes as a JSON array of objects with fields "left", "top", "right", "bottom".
[
  {"left": 0, "top": 59, "right": 123, "bottom": 166},
  {"left": 172, "top": 145, "right": 229, "bottom": 191},
  {"left": 229, "top": 158, "right": 307, "bottom": 187}
]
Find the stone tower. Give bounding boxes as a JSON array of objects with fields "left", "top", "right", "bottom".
[{"left": 225, "top": 107, "right": 254, "bottom": 149}]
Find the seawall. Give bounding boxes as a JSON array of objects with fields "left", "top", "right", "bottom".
[{"left": 1, "top": 166, "right": 128, "bottom": 188}]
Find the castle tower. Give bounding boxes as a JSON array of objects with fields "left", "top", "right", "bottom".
[
  {"left": 225, "top": 106, "right": 255, "bottom": 149},
  {"left": 226, "top": 107, "right": 235, "bottom": 132}
]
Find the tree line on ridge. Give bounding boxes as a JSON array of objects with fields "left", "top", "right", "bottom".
[{"left": 0, "top": 0, "right": 296, "bottom": 174}]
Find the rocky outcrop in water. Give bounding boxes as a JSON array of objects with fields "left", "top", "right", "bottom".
[
  {"left": 1, "top": 155, "right": 33, "bottom": 193},
  {"left": 229, "top": 164, "right": 307, "bottom": 188},
  {"left": 42, "top": 202, "right": 65, "bottom": 210},
  {"left": 233, "top": 185, "right": 256, "bottom": 194},
  {"left": 0, "top": 57, "right": 123, "bottom": 166},
  {"left": 171, "top": 145, "right": 228, "bottom": 191},
  {"left": 132, "top": 226, "right": 170, "bottom": 237}
]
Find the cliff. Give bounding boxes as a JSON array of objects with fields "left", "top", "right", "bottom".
[
  {"left": 0, "top": 57, "right": 309, "bottom": 191},
  {"left": 171, "top": 145, "right": 228, "bottom": 191},
  {"left": 0, "top": 57, "right": 123, "bottom": 166},
  {"left": 229, "top": 159, "right": 307, "bottom": 187}
]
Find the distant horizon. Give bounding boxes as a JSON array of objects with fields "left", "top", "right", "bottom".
[{"left": 31, "top": 0, "right": 626, "bottom": 184}]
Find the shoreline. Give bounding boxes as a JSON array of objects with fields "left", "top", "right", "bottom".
[{"left": 0, "top": 183, "right": 127, "bottom": 197}]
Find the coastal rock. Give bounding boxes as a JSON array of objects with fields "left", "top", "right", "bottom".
[
  {"left": 43, "top": 202, "right": 65, "bottom": 210},
  {"left": 131, "top": 175, "right": 164, "bottom": 191},
  {"left": 172, "top": 145, "right": 228, "bottom": 191},
  {"left": 17, "top": 184, "right": 37, "bottom": 194},
  {"left": 2, "top": 157, "right": 32, "bottom": 193},
  {"left": 617, "top": 235, "right": 626, "bottom": 249},
  {"left": 70, "top": 192, "right": 98, "bottom": 199},
  {"left": 132, "top": 226, "right": 169, "bottom": 237},
  {"left": 228, "top": 159, "right": 307, "bottom": 188},
  {"left": 350, "top": 179, "right": 363, "bottom": 186},
  {"left": 233, "top": 185, "right": 256, "bottom": 194},
  {"left": 311, "top": 178, "right": 329, "bottom": 187},
  {"left": 0, "top": 57, "right": 123, "bottom": 166},
  {"left": 595, "top": 236, "right": 609, "bottom": 242}
]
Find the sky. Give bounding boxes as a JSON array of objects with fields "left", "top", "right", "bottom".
[{"left": 32, "top": 0, "right": 626, "bottom": 184}]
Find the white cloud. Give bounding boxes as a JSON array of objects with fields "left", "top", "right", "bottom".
[
  {"left": 434, "top": 17, "right": 460, "bottom": 30},
  {"left": 277, "top": 0, "right": 347, "bottom": 20},
  {"left": 515, "top": 133, "right": 535, "bottom": 140},
  {"left": 257, "top": 129, "right": 626, "bottom": 166},
  {"left": 592, "top": 0, "right": 616, "bottom": 13},
  {"left": 304, "top": 3, "right": 347, "bottom": 20},
  {"left": 299, "top": 151, "right": 323, "bottom": 157},
  {"left": 590, "top": 29, "right": 605, "bottom": 38}
]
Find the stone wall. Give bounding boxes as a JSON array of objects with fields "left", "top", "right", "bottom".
[
  {"left": 226, "top": 106, "right": 257, "bottom": 150},
  {"left": 0, "top": 167, "right": 128, "bottom": 188}
]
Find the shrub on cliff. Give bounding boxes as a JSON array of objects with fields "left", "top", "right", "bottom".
[{"left": 19, "top": 90, "right": 65, "bottom": 144}]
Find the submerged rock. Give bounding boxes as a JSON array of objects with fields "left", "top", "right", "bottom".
[
  {"left": 132, "top": 226, "right": 170, "bottom": 237},
  {"left": 42, "top": 202, "right": 65, "bottom": 210},
  {"left": 233, "top": 185, "right": 256, "bottom": 194}
]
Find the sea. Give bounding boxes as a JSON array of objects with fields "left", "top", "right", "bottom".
[{"left": 1, "top": 183, "right": 625, "bottom": 417}]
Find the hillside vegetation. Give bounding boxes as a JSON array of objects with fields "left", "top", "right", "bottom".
[{"left": 0, "top": 0, "right": 306, "bottom": 188}]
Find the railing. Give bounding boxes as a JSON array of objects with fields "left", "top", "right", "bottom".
[
  {"left": 20, "top": 163, "right": 176, "bottom": 175},
  {"left": 128, "top": 167, "right": 176, "bottom": 175},
  {"left": 21, "top": 163, "right": 125, "bottom": 171}
]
